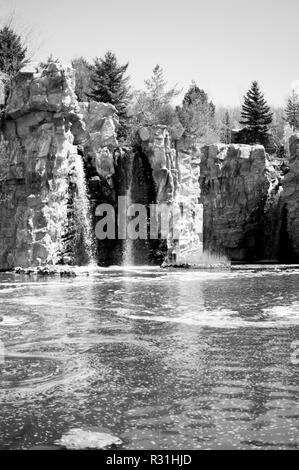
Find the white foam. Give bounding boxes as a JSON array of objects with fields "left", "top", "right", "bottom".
[
  {"left": 114, "top": 304, "right": 299, "bottom": 328},
  {"left": 0, "top": 315, "right": 28, "bottom": 326}
]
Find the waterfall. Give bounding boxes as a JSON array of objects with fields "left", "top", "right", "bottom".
[
  {"left": 73, "top": 155, "right": 96, "bottom": 265},
  {"left": 122, "top": 184, "right": 134, "bottom": 267}
]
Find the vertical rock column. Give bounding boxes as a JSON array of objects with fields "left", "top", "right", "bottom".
[
  {"left": 0, "top": 62, "right": 82, "bottom": 269},
  {"left": 282, "top": 134, "right": 299, "bottom": 260},
  {"left": 199, "top": 143, "right": 281, "bottom": 261},
  {"left": 139, "top": 126, "right": 203, "bottom": 264}
]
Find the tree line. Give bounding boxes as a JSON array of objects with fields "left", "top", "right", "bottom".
[{"left": 0, "top": 23, "right": 298, "bottom": 150}]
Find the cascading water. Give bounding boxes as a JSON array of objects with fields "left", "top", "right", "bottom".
[
  {"left": 73, "top": 155, "right": 96, "bottom": 265},
  {"left": 122, "top": 183, "right": 134, "bottom": 267}
]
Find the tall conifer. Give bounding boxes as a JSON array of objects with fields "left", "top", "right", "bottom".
[{"left": 240, "top": 81, "right": 273, "bottom": 143}]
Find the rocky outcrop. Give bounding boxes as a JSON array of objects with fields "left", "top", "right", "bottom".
[
  {"left": 282, "top": 134, "right": 299, "bottom": 260},
  {"left": 139, "top": 126, "right": 177, "bottom": 203},
  {"left": 0, "top": 62, "right": 91, "bottom": 269},
  {"left": 199, "top": 144, "right": 282, "bottom": 261},
  {"left": 231, "top": 128, "right": 277, "bottom": 154},
  {"left": 139, "top": 126, "right": 203, "bottom": 264},
  {"left": 3, "top": 61, "right": 298, "bottom": 269},
  {"left": 173, "top": 141, "right": 203, "bottom": 263},
  {"left": 0, "top": 72, "right": 8, "bottom": 108},
  {"left": 78, "top": 101, "right": 131, "bottom": 265}
]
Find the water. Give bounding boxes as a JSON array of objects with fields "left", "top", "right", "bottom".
[
  {"left": 0, "top": 267, "right": 298, "bottom": 450},
  {"left": 123, "top": 190, "right": 134, "bottom": 267},
  {"left": 73, "top": 155, "right": 95, "bottom": 265}
]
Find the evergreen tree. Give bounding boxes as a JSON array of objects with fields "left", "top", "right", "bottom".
[
  {"left": 128, "top": 65, "right": 181, "bottom": 139},
  {"left": 88, "top": 51, "right": 130, "bottom": 138},
  {"left": 177, "top": 81, "right": 217, "bottom": 144},
  {"left": 182, "top": 83, "right": 213, "bottom": 111},
  {"left": 141, "top": 64, "right": 180, "bottom": 117},
  {"left": 0, "top": 24, "right": 27, "bottom": 76},
  {"left": 285, "top": 90, "right": 299, "bottom": 130},
  {"left": 240, "top": 81, "right": 273, "bottom": 143}
]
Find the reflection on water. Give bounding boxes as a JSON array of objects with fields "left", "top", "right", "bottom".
[{"left": 0, "top": 268, "right": 298, "bottom": 449}]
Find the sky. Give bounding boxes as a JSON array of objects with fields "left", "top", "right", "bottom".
[{"left": 1, "top": 0, "right": 299, "bottom": 107}]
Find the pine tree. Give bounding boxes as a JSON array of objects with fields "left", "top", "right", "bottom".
[
  {"left": 285, "top": 90, "right": 299, "bottom": 130},
  {"left": 182, "top": 83, "right": 211, "bottom": 109},
  {"left": 240, "top": 81, "right": 273, "bottom": 143},
  {"left": 128, "top": 65, "right": 181, "bottom": 140},
  {"left": 144, "top": 65, "right": 165, "bottom": 105},
  {"left": 177, "top": 81, "right": 217, "bottom": 143},
  {"left": 88, "top": 51, "right": 131, "bottom": 138},
  {"left": 142, "top": 65, "right": 180, "bottom": 116},
  {"left": 0, "top": 25, "right": 27, "bottom": 76}
]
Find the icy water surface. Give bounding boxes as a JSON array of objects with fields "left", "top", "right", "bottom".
[{"left": 0, "top": 267, "right": 298, "bottom": 450}]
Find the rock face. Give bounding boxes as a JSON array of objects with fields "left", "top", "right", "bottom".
[
  {"left": 139, "top": 125, "right": 177, "bottom": 203},
  {"left": 78, "top": 101, "right": 127, "bottom": 265},
  {"left": 199, "top": 144, "right": 282, "bottom": 261},
  {"left": 282, "top": 134, "right": 299, "bottom": 260},
  {"left": 174, "top": 141, "right": 203, "bottom": 263},
  {"left": 83, "top": 123, "right": 203, "bottom": 266},
  {"left": 139, "top": 126, "right": 203, "bottom": 264},
  {"left": 3, "top": 61, "right": 299, "bottom": 269},
  {"left": 0, "top": 72, "right": 8, "bottom": 108},
  {"left": 231, "top": 128, "right": 277, "bottom": 154},
  {"left": 0, "top": 62, "right": 92, "bottom": 269}
]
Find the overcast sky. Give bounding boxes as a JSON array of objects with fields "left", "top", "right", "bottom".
[{"left": 1, "top": 0, "right": 299, "bottom": 106}]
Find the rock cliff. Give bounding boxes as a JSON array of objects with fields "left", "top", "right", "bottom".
[
  {"left": 139, "top": 126, "right": 203, "bottom": 264},
  {"left": 282, "top": 134, "right": 299, "bottom": 260},
  {"left": 0, "top": 72, "right": 8, "bottom": 108},
  {"left": 85, "top": 123, "right": 203, "bottom": 266},
  {"left": 78, "top": 100, "right": 125, "bottom": 265},
  {"left": 199, "top": 144, "right": 282, "bottom": 261},
  {"left": 0, "top": 62, "right": 91, "bottom": 269},
  {"left": 2, "top": 61, "right": 299, "bottom": 269}
]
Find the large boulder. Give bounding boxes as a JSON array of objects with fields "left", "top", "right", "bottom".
[
  {"left": 79, "top": 101, "right": 119, "bottom": 149},
  {"left": 7, "top": 61, "right": 78, "bottom": 118}
]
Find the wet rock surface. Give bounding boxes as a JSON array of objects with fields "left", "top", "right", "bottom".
[{"left": 13, "top": 265, "right": 77, "bottom": 276}]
